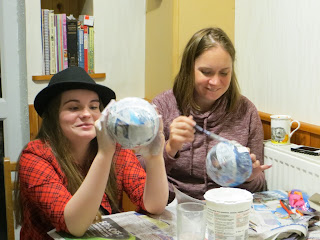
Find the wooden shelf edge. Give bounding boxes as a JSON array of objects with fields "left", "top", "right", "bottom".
[{"left": 32, "top": 73, "right": 106, "bottom": 81}]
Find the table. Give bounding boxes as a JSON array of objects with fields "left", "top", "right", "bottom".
[{"left": 48, "top": 192, "right": 320, "bottom": 240}]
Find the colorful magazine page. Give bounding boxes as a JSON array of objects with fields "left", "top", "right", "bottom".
[{"left": 253, "top": 189, "right": 288, "bottom": 203}]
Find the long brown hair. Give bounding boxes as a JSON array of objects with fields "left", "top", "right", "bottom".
[
  {"left": 15, "top": 94, "right": 118, "bottom": 225},
  {"left": 173, "top": 27, "right": 241, "bottom": 115}
]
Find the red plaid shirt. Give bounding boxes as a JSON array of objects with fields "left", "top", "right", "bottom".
[{"left": 18, "top": 139, "right": 147, "bottom": 240}]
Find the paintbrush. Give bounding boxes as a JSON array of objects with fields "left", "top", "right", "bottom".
[
  {"left": 194, "top": 124, "right": 232, "bottom": 170},
  {"left": 194, "top": 124, "right": 230, "bottom": 143}
]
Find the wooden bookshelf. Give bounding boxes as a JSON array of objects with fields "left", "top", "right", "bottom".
[
  {"left": 32, "top": 73, "right": 106, "bottom": 81},
  {"left": 41, "top": 0, "right": 85, "bottom": 18}
]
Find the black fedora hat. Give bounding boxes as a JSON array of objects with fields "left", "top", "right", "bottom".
[{"left": 34, "top": 67, "right": 116, "bottom": 117}]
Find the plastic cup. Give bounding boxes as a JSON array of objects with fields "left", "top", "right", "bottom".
[
  {"left": 176, "top": 202, "right": 206, "bottom": 240},
  {"left": 204, "top": 188, "right": 253, "bottom": 240}
]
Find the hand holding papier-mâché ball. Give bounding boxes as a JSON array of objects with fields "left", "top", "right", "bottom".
[
  {"left": 194, "top": 125, "right": 253, "bottom": 187},
  {"left": 106, "top": 97, "right": 160, "bottom": 149}
]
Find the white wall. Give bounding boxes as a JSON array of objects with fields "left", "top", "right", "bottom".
[
  {"left": 25, "top": 0, "right": 146, "bottom": 104},
  {"left": 235, "top": 0, "right": 320, "bottom": 126},
  {"left": 25, "top": 0, "right": 43, "bottom": 104},
  {"left": 94, "top": 0, "right": 145, "bottom": 100}
]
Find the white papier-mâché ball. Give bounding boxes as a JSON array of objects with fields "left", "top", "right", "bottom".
[
  {"left": 206, "top": 141, "right": 252, "bottom": 187},
  {"left": 107, "top": 97, "right": 159, "bottom": 149}
]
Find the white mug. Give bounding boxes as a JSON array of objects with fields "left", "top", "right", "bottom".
[{"left": 270, "top": 115, "right": 300, "bottom": 145}]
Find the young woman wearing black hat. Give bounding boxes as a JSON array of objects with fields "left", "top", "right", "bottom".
[{"left": 14, "top": 67, "right": 168, "bottom": 239}]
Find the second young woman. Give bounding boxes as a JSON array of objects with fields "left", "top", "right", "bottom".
[{"left": 151, "top": 27, "right": 271, "bottom": 202}]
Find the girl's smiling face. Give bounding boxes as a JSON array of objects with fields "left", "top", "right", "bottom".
[
  {"left": 59, "top": 89, "right": 101, "bottom": 144},
  {"left": 193, "top": 45, "right": 232, "bottom": 111}
]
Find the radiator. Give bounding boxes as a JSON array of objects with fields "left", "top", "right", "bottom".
[{"left": 264, "top": 141, "right": 320, "bottom": 197}]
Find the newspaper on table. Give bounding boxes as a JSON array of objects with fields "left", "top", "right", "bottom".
[
  {"left": 48, "top": 210, "right": 176, "bottom": 240},
  {"left": 48, "top": 217, "right": 137, "bottom": 239},
  {"left": 48, "top": 188, "right": 320, "bottom": 240},
  {"left": 309, "top": 193, "right": 320, "bottom": 212},
  {"left": 249, "top": 190, "right": 320, "bottom": 240}
]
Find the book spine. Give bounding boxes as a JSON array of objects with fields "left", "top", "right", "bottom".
[
  {"left": 77, "top": 22, "right": 84, "bottom": 69},
  {"left": 62, "top": 14, "right": 68, "bottom": 70},
  {"left": 83, "top": 25, "right": 89, "bottom": 72},
  {"left": 88, "top": 26, "right": 94, "bottom": 74},
  {"left": 67, "top": 18, "right": 78, "bottom": 67},
  {"left": 42, "top": 9, "right": 50, "bottom": 75},
  {"left": 41, "top": 9, "right": 45, "bottom": 74},
  {"left": 49, "top": 10, "right": 56, "bottom": 74},
  {"left": 54, "top": 14, "right": 59, "bottom": 72},
  {"left": 57, "top": 14, "right": 64, "bottom": 72}
]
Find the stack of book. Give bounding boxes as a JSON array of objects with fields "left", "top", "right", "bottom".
[{"left": 41, "top": 9, "right": 95, "bottom": 75}]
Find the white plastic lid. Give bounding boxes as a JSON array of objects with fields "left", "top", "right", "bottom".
[{"left": 204, "top": 187, "right": 253, "bottom": 204}]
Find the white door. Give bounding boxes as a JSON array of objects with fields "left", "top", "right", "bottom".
[{"left": 0, "top": 0, "right": 30, "bottom": 239}]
